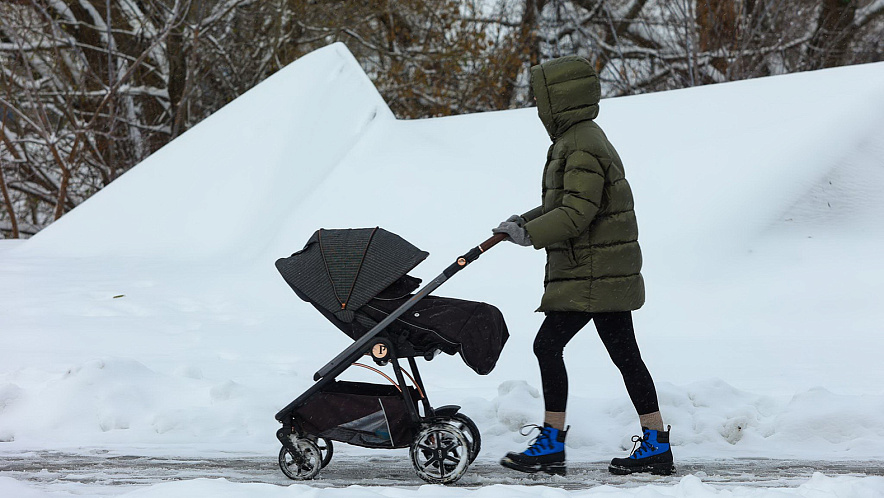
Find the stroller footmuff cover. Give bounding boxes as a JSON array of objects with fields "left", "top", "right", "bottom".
[{"left": 274, "top": 228, "right": 509, "bottom": 483}]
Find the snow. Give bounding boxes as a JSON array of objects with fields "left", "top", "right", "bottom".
[
  {"left": 106, "top": 475, "right": 884, "bottom": 497},
  {"left": 2, "top": 473, "right": 884, "bottom": 497},
  {"left": 3, "top": 42, "right": 884, "bottom": 496}
]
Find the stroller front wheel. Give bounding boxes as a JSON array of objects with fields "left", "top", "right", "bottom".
[
  {"left": 410, "top": 422, "right": 471, "bottom": 484},
  {"left": 278, "top": 439, "right": 322, "bottom": 480}
]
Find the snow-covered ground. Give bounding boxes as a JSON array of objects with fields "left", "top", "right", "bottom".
[{"left": 2, "top": 43, "right": 884, "bottom": 496}]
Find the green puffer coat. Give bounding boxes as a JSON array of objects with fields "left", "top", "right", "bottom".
[{"left": 522, "top": 56, "right": 645, "bottom": 313}]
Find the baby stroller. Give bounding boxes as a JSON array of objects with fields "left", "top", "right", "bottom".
[{"left": 274, "top": 228, "right": 509, "bottom": 484}]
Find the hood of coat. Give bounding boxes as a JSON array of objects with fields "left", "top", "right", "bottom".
[{"left": 530, "top": 56, "right": 601, "bottom": 140}]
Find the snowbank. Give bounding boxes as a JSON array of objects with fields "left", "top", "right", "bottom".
[{"left": 2, "top": 355, "right": 883, "bottom": 461}]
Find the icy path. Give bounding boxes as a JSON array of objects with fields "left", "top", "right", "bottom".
[{"left": 2, "top": 452, "right": 884, "bottom": 495}]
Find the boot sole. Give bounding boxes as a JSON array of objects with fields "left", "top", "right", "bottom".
[
  {"left": 608, "top": 462, "right": 675, "bottom": 476},
  {"left": 500, "top": 457, "right": 567, "bottom": 476}
]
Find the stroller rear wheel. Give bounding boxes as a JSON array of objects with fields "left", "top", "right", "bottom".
[
  {"left": 278, "top": 439, "right": 322, "bottom": 480},
  {"left": 443, "top": 413, "right": 481, "bottom": 463},
  {"left": 314, "top": 437, "right": 334, "bottom": 468},
  {"left": 410, "top": 422, "right": 470, "bottom": 484}
]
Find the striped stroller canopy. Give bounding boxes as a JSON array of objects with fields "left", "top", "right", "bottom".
[{"left": 276, "top": 228, "right": 429, "bottom": 323}]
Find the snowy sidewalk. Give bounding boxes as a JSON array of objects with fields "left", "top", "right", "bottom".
[{"left": 2, "top": 452, "right": 884, "bottom": 496}]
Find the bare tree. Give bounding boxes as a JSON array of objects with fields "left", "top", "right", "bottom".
[
  {"left": 1, "top": 0, "right": 881, "bottom": 238},
  {"left": 0, "top": 0, "right": 255, "bottom": 237},
  {"left": 278, "top": 0, "right": 526, "bottom": 116},
  {"left": 807, "top": 0, "right": 884, "bottom": 69}
]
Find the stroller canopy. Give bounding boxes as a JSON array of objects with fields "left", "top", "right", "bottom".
[{"left": 276, "top": 228, "right": 429, "bottom": 323}]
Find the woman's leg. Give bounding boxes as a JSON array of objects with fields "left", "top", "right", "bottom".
[
  {"left": 501, "top": 312, "right": 589, "bottom": 475},
  {"left": 597, "top": 312, "right": 675, "bottom": 475},
  {"left": 593, "top": 311, "right": 662, "bottom": 428},
  {"left": 533, "top": 311, "right": 593, "bottom": 427}
]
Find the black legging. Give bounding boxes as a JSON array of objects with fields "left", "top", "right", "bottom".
[{"left": 533, "top": 311, "right": 659, "bottom": 415}]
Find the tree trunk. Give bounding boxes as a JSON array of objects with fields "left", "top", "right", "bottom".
[
  {"left": 521, "top": 0, "right": 546, "bottom": 68},
  {"left": 0, "top": 156, "right": 19, "bottom": 238},
  {"left": 53, "top": 162, "right": 70, "bottom": 221},
  {"left": 168, "top": 27, "right": 188, "bottom": 139},
  {"left": 501, "top": 0, "right": 545, "bottom": 107},
  {"left": 808, "top": 0, "right": 858, "bottom": 69},
  {"left": 696, "top": 0, "right": 739, "bottom": 77},
  {"left": 0, "top": 111, "right": 21, "bottom": 237}
]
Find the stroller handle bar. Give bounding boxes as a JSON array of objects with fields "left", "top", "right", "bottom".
[
  {"left": 311, "top": 233, "right": 507, "bottom": 382},
  {"left": 479, "top": 232, "right": 507, "bottom": 252}
]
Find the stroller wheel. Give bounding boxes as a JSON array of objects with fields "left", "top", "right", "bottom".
[
  {"left": 278, "top": 439, "right": 322, "bottom": 480},
  {"left": 315, "top": 437, "right": 334, "bottom": 468},
  {"left": 410, "top": 422, "right": 470, "bottom": 484},
  {"left": 446, "top": 413, "right": 481, "bottom": 464}
]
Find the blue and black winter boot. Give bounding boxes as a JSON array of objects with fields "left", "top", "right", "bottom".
[
  {"left": 609, "top": 426, "right": 675, "bottom": 475},
  {"left": 500, "top": 423, "right": 567, "bottom": 475}
]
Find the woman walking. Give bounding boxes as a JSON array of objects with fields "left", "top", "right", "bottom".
[{"left": 493, "top": 55, "right": 674, "bottom": 477}]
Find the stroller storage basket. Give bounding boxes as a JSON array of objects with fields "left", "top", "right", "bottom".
[{"left": 293, "top": 380, "right": 420, "bottom": 449}]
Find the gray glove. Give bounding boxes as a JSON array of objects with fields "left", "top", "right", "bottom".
[
  {"left": 504, "top": 214, "right": 526, "bottom": 227},
  {"left": 493, "top": 215, "right": 532, "bottom": 246}
]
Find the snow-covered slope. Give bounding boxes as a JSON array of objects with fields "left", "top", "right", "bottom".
[
  {"left": 20, "top": 44, "right": 394, "bottom": 260},
  {"left": 20, "top": 45, "right": 884, "bottom": 266},
  {"left": 2, "top": 43, "right": 884, "bottom": 495}
]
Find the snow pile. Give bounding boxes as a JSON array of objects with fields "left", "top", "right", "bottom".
[
  {"left": 0, "top": 358, "right": 276, "bottom": 447},
  {"left": 2, "top": 43, "right": 884, "bottom": 494},
  {"left": 470, "top": 379, "right": 884, "bottom": 461},
  {"left": 3, "top": 357, "right": 883, "bottom": 461}
]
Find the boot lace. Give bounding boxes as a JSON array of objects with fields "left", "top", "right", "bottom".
[
  {"left": 521, "top": 424, "right": 553, "bottom": 455},
  {"left": 629, "top": 433, "right": 656, "bottom": 458}
]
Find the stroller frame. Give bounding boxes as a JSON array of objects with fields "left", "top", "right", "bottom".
[{"left": 275, "top": 233, "right": 505, "bottom": 484}]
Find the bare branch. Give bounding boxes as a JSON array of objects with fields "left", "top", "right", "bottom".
[{"left": 857, "top": 0, "right": 884, "bottom": 27}]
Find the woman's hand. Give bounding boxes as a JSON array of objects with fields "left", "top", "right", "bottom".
[{"left": 493, "top": 215, "right": 532, "bottom": 246}]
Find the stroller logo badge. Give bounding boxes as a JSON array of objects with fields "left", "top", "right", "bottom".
[{"left": 372, "top": 343, "right": 388, "bottom": 359}]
